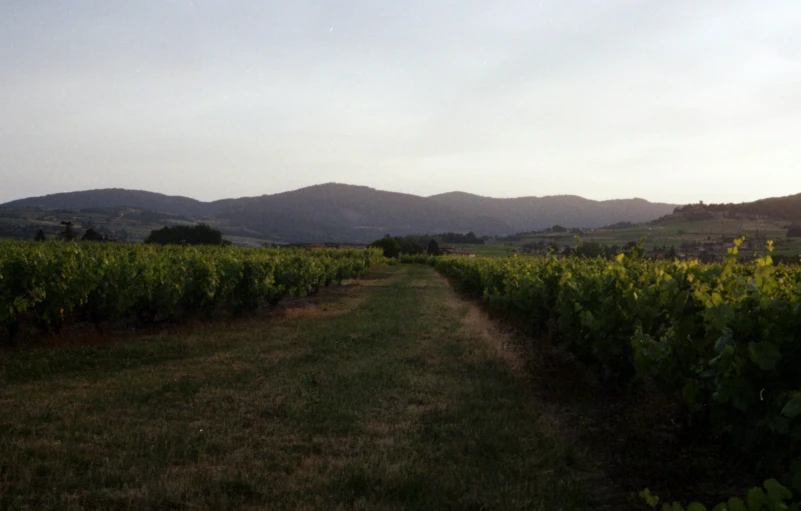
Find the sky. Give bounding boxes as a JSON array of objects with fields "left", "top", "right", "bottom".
[{"left": 1, "top": 1, "right": 800, "bottom": 205}]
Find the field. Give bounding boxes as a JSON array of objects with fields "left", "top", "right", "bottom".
[
  {"left": 3, "top": 241, "right": 801, "bottom": 510},
  {"left": 453, "top": 243, "right": 518, "bottom": 257},
  {"left": 0, "top": 265, "right": 589, "bottom": 510},
  {"left": 0, "top": 242, "right": 381, "bottom": 341},
  {"left": 407, "top": 250, "right": 801, "bottom": 508},
  {"left": 481, "top": 214, "right": 801, "bottom": 258},
  {"left": 0, "top": 207, "right": 271, "bottom": 246}
]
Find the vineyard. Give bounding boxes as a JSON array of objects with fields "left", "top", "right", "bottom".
[
  {"left": 403, "top": 240, "right": 801, "bottom": 509},
  {"left": 4, "top": 238, "right": 801, "bottom": 508},
  {"left": 0, "top": 241, "right": 383, "bottom": 341}
]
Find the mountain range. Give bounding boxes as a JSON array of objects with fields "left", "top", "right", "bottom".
[{"left": 2, "top": 183, "right": 681, "bottom": 243}]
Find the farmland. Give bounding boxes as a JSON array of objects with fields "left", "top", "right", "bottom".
[
  {"left": 404, "top": 245, "right": 801, "bottom": 509},
  {"left": 477, "top": 212, "right": 801, "bottom": 260},
  {"left": 0, "top": 242, "right": 381, "bottom": 342},
  {"left": 2, "top": 240, "right": 801, "bottom": 509},
  {"left": 0, "top": 264, "right": 589, "bottom": 510}
]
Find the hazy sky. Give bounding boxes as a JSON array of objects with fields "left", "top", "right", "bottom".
[{"left": 2, "top": 1, "right": 800, "bottom": 205}]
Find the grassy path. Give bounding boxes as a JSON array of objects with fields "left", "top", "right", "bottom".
[{"left": 1, "top": 265, "right": 589, "bottom": 510}]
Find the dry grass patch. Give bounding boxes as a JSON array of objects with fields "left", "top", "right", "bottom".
[{"left": 435, "top": 272, "right": 527, "bottom": 375}]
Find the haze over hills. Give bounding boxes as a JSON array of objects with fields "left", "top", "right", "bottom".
[{"left": 3, "top": 183, "right": 681, "bottom": 242}]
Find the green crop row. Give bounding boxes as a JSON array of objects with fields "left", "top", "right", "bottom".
[
  {"left": 403, "top": 240, "right": 801, "bottom": 501},
  {"left": 1, "top": 241, "right": 383, "bottom": 339}
]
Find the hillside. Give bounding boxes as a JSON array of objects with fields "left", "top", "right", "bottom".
[
  {"left": 215, "top": 184, "right": 512, "bottom": 242},
  {"left": 2, "top": 183, "right": 677, "bottom": 243},
  {"left": 428, "top": 192, "right": 677, "bottom": 232},
  {"left": 3, "top": 189, "right": 216, "bottom": 218},
  {"left": 674, "top": 193, "right": 801, "bottom": 221}
]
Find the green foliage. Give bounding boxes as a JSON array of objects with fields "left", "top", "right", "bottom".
[
  {"left": 676, "top": 194, "right": 801, "bottom": 222},
  {"left": 370, "top": 236, "right": 401, "bottom": 258},
  {"left": 641, "top": 480, "right": 797, "bottom": 511},
  {"left": 33, "top": 229, "right": 46, "bottom": 242},
  {"left": 409, "top": 239, "right": 801, "bottom": 493},
  {"left": 145, "top": 223, "right": 226, "bottom": 246},
  {"left": 57, "top": 221, "right": 77, "bottom": 241},
  {"left": 398, "top": 238, "right": 425, "bottom": 255},
  {"left": 81, "top": 228, "right": 109, "bottom": 242},
  {"left": 427, "top": 239, "right": 440, "bottom": 256},
  {"left": 0, "top": 241, "right": 383, "bottom": 340},
  {"left": 439, "top": 231, "right": 484, "bottom": 244}
]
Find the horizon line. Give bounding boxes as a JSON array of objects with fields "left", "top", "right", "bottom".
[{"left": 0, "top": 181, "right": 702, "bottom": 206}]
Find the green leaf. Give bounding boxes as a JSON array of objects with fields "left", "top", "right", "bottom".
[
  {"left": 686, "top": 503, "right": 707, "bottom": 511},
  {"left": 763, "top": 479, "right": 792, "bottom": 502},
  {"left": 748, "top": 342, "right": 782, "bottom": 371},
  {"left": 726, "top": 498, "right": 747, "bottom": 511},
  {"left": 710, "top": 345, "right": 736, "bottom": 370},
  {"left": 640, "top": 488, "right": 660, "bottom": 508},
  {"left": 782, "top": 395, "right": 801, "bottom": 419},
  {"left": 791, "top": 458, "right": 801, "bottom": 492},
  {"left": 747, "top": 487, "right": 767, "bottom": 510},
  {"left": 730, "top": 380, "right": 755, "bottom": 412},
  {"left": 714, "top": 329, "right": 734, "bottom": 352},
  {"left": 682, "top": 380, "right": 701, "bottom": 405}
]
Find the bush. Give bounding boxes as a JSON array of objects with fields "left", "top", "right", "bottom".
[
  {"left": 81, "top": 229, "right": 109, "bottom": 242},
  {"left": 369, "top": 236, "right": 401, "bottom": 258},
  {"left": 145, "top": 224, "right": 227, "bottom": 246}
]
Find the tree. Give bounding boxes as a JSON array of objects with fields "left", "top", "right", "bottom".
[
  {"left": 624, "top": 240, "right": 645, "bottom": 258},
  {"left": 145, "top": 223, "right": 226, "bottom": 245},
  {"left": 58, "top": 221, "right": 78, "bottom": 241},
  {"left": 34, "top": 229, "right": 47, "bottom": 241},
  {"left": 81, "top": 228, "right": 108, "bottom": 242},
  {"left": 369, "top": 235, "right": 401, "bottom": 258},
  {"left": 575, "top": 241, "right": 604, "bottom": 258},
  {"left": 697, "top": 250, "right": 718, "bottom": 263},
  {"left": 427, "top": 239, "right": 440, "bottom": 255}
]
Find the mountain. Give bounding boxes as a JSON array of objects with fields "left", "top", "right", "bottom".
[
  {"left": 2, "top": 188, "right": 216, "bottom": 218},
  {"left": 674, "top": 193, "right": 801, "bottom": 222},
  {"left": 214, "top": 184, "right": 512, "bottom": 242},
  {"left": 428, "top": 192, "right": 677, "bottom": 232},
  {"left": 1, "top": 183, "right": 678, "bottom": 242}
]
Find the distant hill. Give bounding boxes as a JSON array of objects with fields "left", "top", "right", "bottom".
[
  {"left": 428, "top": 192, "right": 676, "bottom": 232},
  {"left": 674, "top": 193, "right": 801, "bottom": 221},
  {"left": 215, "top": 184, "right": 512, "bottom": 242},
  {"left": 1, "top": 183, "right": 678, "bottom": 242},
  {"left": 3, "top": 189, "right": 216, "bottom": 218}
]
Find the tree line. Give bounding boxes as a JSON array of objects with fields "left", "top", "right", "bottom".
[{"left": 33, "top": 222, "right": 229, "bottom": 246}]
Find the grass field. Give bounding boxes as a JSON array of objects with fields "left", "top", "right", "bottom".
[
  {"left": 0, "top": 265, "right": 590, "bottom": 510},
  {"left": 454, "top": 243, "right": 518, "bottom": 257}
]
